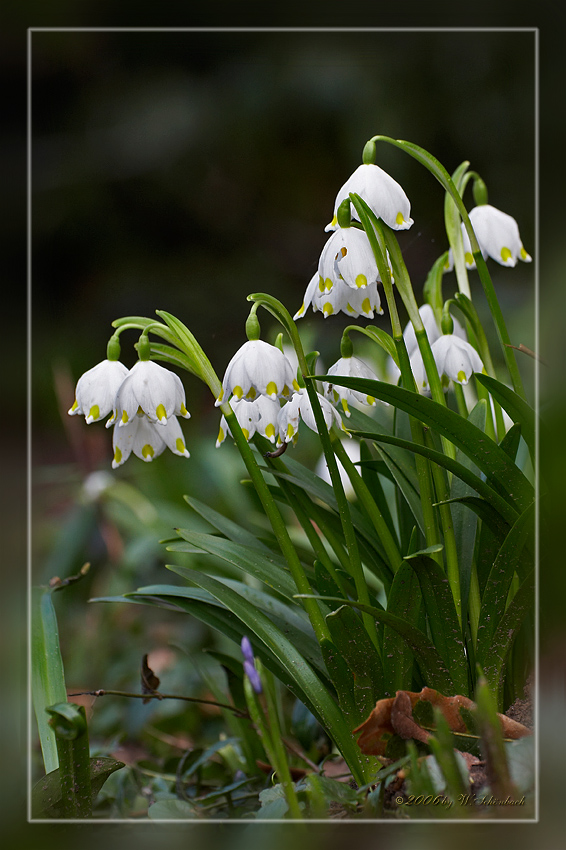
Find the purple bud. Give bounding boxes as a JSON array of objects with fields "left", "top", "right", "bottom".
[
  {"left": 243, "top": 659, "right": 262, "bottom": 694},
  {"left": 241, "top": 635, "right": 254, "bottom": 665}
]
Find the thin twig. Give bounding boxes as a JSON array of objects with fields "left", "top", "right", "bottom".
[
  {"left": 67, "top": 689, "right": 249, "bottom": 718},
  {"left": 505, "top": 343, "right": 546, "bottom": 364}
]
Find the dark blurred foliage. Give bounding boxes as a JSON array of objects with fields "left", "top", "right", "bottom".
[{"left": 2, "top": 6, "right": 565, "bottom": 849}]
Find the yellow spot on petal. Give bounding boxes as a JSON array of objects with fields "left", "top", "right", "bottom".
[
  {"left": 361, "top": 297, "right": 371, "bottom": 314},
  {"left": 246, "top": 386, "right": 257, "bottom": 400},
  {"left": 318, "top": 276, "right": 325, "bottom": 292},
  {"left": 156, "top": 403, "right": 167, "bottom": 421},
  {"left": 88, "top": 404, "right": 100, "bottom": 421},
  {"left": 180, "top": 403, "right": 189, "bottom": 417},
  {"left": 217, "top": 388, "right": 224, "bottom": 402},
  {"left": 355, "top": 274, "right": 367, "bottom": 289},
  {"left": 114, "top": 447, "right": 122, "bottom": 464},
  {"left": 297, "top": 303, "right": 305, "bottom": 316},
  {"left": 121, "top": 410, "right": 129, "bottom": 424},
  {"left": 340, "top": 398, "right": 350, "bottom": 416},
  {"left": 286, "top": 423, "right": 295, "bottom": 439},
  {"left": 520, "top": 246, "right": 531, "bottom": 261},
  {"left": 329, "top": 215, "right": 337, "bottom": 227},
  {"left": 325, "top": 277, "right": 333, "bottom": 291},
  {"left": 366, "top": 396, "right": 376, "bottom": 405},
  {"left": 464, "top": 252, "right": 474, "bottom": 266},
  {"left": 266, "top": 381, "right": 278, "bottom": 397},
  {"left": 292, "top": 379, "right": 300, "bottom": 391},
  {"left": 142, "top": 444, "right": 154, "bottom": 459},
  {"left": 282, "top": 384, "right": 290, "bottom": 397},
  {"left": 70, "top": 400, "right": 79, "bottom": 412},
  {"left": 217, "top": 426, "right": 225, "bottom": 444},
  {"left": 241, "top": 428, "right": 250, "bottom": 440},
  {"left": 501, "top": 247, "right": 512, "bottom": 263},
  {"left": 395, "top": 212, "right": 405, "bottom": 226},
  {"left": 233, "top": 385, "right": 243, "bottom": 399},
  {"left": 346, "top": 302, "right": 354, "bottom": 313},
  {"left": 340, "top": 246, "right": 347, "bottom": 258},
  {"left": 457, "top": 370, "right": 467, "bottom": 384},
  {"left": 323, "top": 302, "right": 334, "bottom": 316},
  {"left": 176, "top": 438, "right": 186, "bottom": 453},
  {"left": 265, "top": 423, "right": 275, "bottom": 439}
]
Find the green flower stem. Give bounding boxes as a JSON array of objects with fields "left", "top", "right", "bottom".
[
  {"left": 223, "top": 405, "right": 330, "bottom": 644},
  {"left": 331, "top": 435, "right": 403, "bottom": 574},
  {"left": 244, "top": 668, "right": 303, "bottom": 819},
  {"left": 368, "top": 136, "right": 526, "bottom": 401},
  {"left": 444, "top": 161, "right": 473, "bottom": 300},
  {"left": 303, "top": 379, "right": 379, "bottom": 651},
  {"left": 453, "top": 382, "right": 469, "bottom": 418},
  {"left": 349, "top": 192, "right": 441, "bottom": 559},
  {"left": 254, "top": 435, "right": 351, "bottom": 596},
  {"left": 47, "top": 704, "right": 92, "bottom": 818},
  {"left": 468, "top": 566, "right": 481, "bottom": 648}
]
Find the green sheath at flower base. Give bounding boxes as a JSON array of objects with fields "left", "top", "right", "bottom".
[
  {"left": 106, "top": 333, "right": 122, "bottom": 361},
  {"left": 245, "top": 304, "right": 261, "bottom": 341},
  {"left": 472, "top": 174, "right": 488, "bottom": 207}
]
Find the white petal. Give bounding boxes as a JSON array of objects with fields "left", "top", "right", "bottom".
[
  {"left": 71, "top": 359, "right": 129, "bottom": 423},
  {"left": 332, "top": 163, "right": 413, "bottom": 231}
]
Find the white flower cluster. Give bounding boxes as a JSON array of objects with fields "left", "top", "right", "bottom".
[
  {"left": 387, "top": 304, "right": 483, "bottom": 392},
  {"left": 295, "top": 162, "right": 412, "bottom": 321},
  {"left": 69, "top": 358, "right": 191, "bottom": 468},
  {"left": 216, "top": 339, "right": 345, "bottom": 448}
]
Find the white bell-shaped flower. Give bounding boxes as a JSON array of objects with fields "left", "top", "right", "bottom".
[
  {"left": 326, "top": 163, "right": 413, "bottom": 232},
  {"left": 447, "top": 205, "right": 532, "bottom": 271},
  {"left": 112, "top": 413, "right": 190, "bottom": 468},
  {"left": 68, "top": 359, "right": 129, "bottom": 424},
  {"left": 431, "top": 334, "right": 484, "bottom": 386},
  {"left": 319, "top": 227, "right": 379, "bottom": 292},
  {"left": 216, "top": 396, "right": 281, "bottom": 447},
  {"left": 216, "top": 340, "right": 298, "bottom": 406},
  {"left": 294, "top": 273, "right": 383, "bottom": 321},
  {"left": 277, "top": 388, "right": 343, "bottom": 444},
  {"left": 323, "top": 356, "right": 379, "bottom": 417},
  {"left": 468, "top": 204, "right": 532, "bottom": 267},
  {"left": 109, "top": 360, "right": 190, "bottom": 428}
]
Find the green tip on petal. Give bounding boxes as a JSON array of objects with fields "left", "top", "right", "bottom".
[
  {"left": 175, "top": 438, "right": 187, "bottom": 455},
  {"left": 180, "top": 403, "right": 189, "bottom": 418},
  {"left": 318, "top": 277, "right": 325, "bottom": 293},
  {"left": 69, "top": 400, "right": 79, "bottom": 413},
  {"left": 366, "top": 395, "right": 376, "bottom": 405},
  {"left": 121, "top": 411, "right": 129, "bottom": 424},
  {"left": 323, "top": 302, "right": 334, "bottom": 316},
  {"left": 142, "top": 444, "right": 155, "bottom": 460},
  {"left": 114, "top": 447, "right": 122, "bottom": 464},
  {"left": 325, "top": 278, "right": 333, "bottom": 292},
  {"left": 265, "top": 423, "right": 275, "bottom": 440},
  {"left": 286, "top": 424, "right": 295, "bottom": 440},
  {"left": 292, "top": 379, "right": 300, "bottom": 392},
  {"left": 241, "top": 428, "right": 250, "bottom": 441},
  {"left": 361, "top": 297, "right": 371, "bottom": 314},
  {"left": 246, "top": 387, "right": 257, "bottom": 400},
  {"left": 86, "top": 404, "right": 100, "bottom": 423},
  {"left": 457, "top": 370, "right": 468, "bottom": 384},
  {"left": 395, "top": 212, "right": 405, "bottom": 226},
  {"left": 340, "top": 398, "right": 351, "bottom": 417},
  {"left": 464, "top": 252, "right": 474, "bottom": 267},
  {"left": 217, "top": 426, "right": 225, "bottom": 444},
  {"left": 520, "top": 246, "right": 531, "bottom": 261}
]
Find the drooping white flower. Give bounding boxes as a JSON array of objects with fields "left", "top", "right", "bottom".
[
  {"left": 447, "top": 204, "right": 532, "bottom": 271},
  {"left": 109, "top": 360, "right": 190, "bottom": 429},
  {"left": 216, "top": 395, "right": 281, "bottom": 447},
  {"left": 319, "top": 227, "right": 379, "bottom": 292},
  {"left": 216, "top": 340, "right": 298, "bottom": 406},
  {"left": 68, "top": 359, "right": 129, "bottom": 424},
  {"left": 323, "top": 356, "right": 379, "bottom": 417},
  {"left": 112, "top": 413, "right": 190, "bottom": 468},
  {"left": 294, "top": 272, "right": 383, "bottom": 321},
  {"left": 430, "top": 334, "right": 484, "bottom": 386},
  {"left": 468, "top": 204, "right": 532, "bottom": 267},
  {"left": 277, "top": 388, "right": 344, "bottom": 444},
  {"left": 326, "top": 163, "right": 413, "bottom": 232},
  {"left": 386, "top": 306, "right": 468, "bottom": 387}
]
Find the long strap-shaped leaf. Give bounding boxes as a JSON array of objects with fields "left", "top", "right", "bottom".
[
  {"left": 476, "top": 504, "right": 535, "bottom": 668},
  {"left": 296, "top": 595, "right": 455, "bottom": 695},
  {"left": 405, "top": 553, "right": 469, "bottom": 695},
  {"left": 170, "top": 530, "right": 301, "bottom": 602},
  {"left": 315, "top": 375, "right": 533, "bottom": 514},
  {"left": 475, "top": 373, "right": 536, "bottom": 461},
  {"left": 350, "top": 429, "right": 519, "bottom": 527},
  {"left": 480, "top": 568, "right": 535, "bottom": 707},
  {"left": 176, "top": 571, "right": 368, "bottom": 784},
  {"left": 183, "top": 495, "right": 273, "bottom": 553}
]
